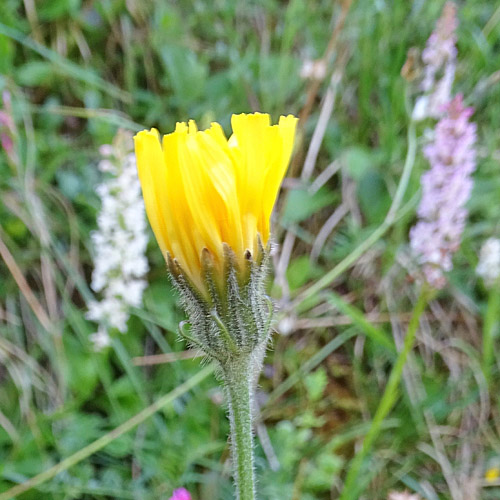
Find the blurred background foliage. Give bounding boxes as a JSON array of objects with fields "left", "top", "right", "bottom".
[{"left": 1, "top": 0, "right": 500, "bottom": 499}]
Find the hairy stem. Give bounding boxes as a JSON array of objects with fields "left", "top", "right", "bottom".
[{"left": 222, "top": 356, "right": 256, "bottom": 500}]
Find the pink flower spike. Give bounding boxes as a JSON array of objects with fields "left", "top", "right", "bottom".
[
  {"left": 169, "top": 488, "right": 192, "bottom": 500},
  {"left": 410, "top": 95, "right": 477, "bottom": 288},
  {"left": 413, "top": 2, "right": 458, "bottom": 120}
]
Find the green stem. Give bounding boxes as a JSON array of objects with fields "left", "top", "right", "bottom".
[
  {"left": 222, "top": 356, "right": 256, "bottom": 500},
  {"left": 384, "top": 119, "right": 417, "bottom": 223},
  {"left": 482, "top": 285, "right": 500, "bottom": 384},
  {"left": 340, "top": 287, "right": 430, "bottom": 500}
]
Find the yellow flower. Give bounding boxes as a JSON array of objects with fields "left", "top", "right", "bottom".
[
  {"left": 485, "top": 466, "right": 500, "bottom": 483},
  {"left": 134, "top": 112, "right": 297, "bottom": 291}
]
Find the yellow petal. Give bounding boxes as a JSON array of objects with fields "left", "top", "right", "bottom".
[
  {"left": 134, "top": 129, "right": 170, "bottom": 255},
  {"left": 196, "top": 130, "right": 244, "bottom": 255},
  {"left": 134, "top": 112, "right": 297, "bottom": 291},
  {"left": 162, "top": 128, "right": 202, "bottom": 287},
  {"left": 261, "top": 115, "right": 298, "bottom": 238},
  {"left": 230, "top": 113, "right": 276, "bottom": 251},
  {"left": 229, "top": 113, "right": 297, "bottom": 249},
  {"left": 176, "top": 127, "right": 224, "bottom": 258}
]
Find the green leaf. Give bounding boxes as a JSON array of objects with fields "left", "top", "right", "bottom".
[
  {"left": 57, "top": 414, "right": 104, "bottom": 455},
  {"left": 326, "top": 292, "right": 395, "bottom": 352},
  {"left": 0, "top": 35, "right": 13, "bottom": 73},
  {"left": 16, "top": 61, "right": 55, "bottom": 86},
  {"left": 286, "top": 255, "right": 322, "bottom": 290},
  {"left": 38, "top": 0, "right": 81, "bottom": 21},
  {"left": 357, "top": 170, "right": 391, "bottom": 225},
  {"left": 304, "top": 367, "right": 328, "bottom": 402},
  {"left": 282, "top": 186, "right": 337, "bottom": 224},
  {"left": 343, "top": 147, "right": 375, "bottom": 181},
  {"left": 303, "top": 453, "right": 343, "bottom": 491},
  {"left": 159, "top": 46, "right": 208, "bottom": 110},
  {"left": 64, "top": 335, "right": 99, "bottom": 400}
]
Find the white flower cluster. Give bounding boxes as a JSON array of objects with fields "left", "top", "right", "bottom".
[
  {"left": 300, "top": 59, "right": 327, "bottom": 81},
  {"left": 387, "top": 492, "right": 421, "bottom": 500},
  {"left": 86, "top": 130, "right": 149, "bottom": 350},
  {"left": 477, "top": 238, "right": 500, "bottom": 288}
]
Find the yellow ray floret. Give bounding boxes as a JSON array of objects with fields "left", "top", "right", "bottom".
[{"left": 134, "top": 112, "right": 297, "bottom": 290}]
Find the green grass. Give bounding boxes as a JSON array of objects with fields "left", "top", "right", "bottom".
[{"left": 1, "top": 0, "right": 500, "bottom": 499}]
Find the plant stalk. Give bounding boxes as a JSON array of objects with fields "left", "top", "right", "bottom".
[
  {"left": 482, "top": 285, "right": 500, "bottom": 384},
  {"left": 222, "top": 356, "right": 256, "bottom": 500}
]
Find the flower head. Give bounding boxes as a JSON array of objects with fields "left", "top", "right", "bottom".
[
  {"left": 413, "top": 2, "right": 458, "bottom": 120},
  {"left": 477, "top": 238, "right": 500, "bottom": 288},
  {"left": 410, "top": 95, "right": 477, "bottom": 288},
  {"left": 135, "top": 113, "right": 296, "bottom": 363},
  {"left": 387, "top": 492, "right": 421, "bottom": 500},
  {"left": 86, "top": 130, "right": 150, "bottom": 350},
  {"left": 485, "top": 466, "right": 500, "bottom": 483},
  {"left": 134, "top": 113, "right": 297, "bottom": 293},
  {"left": 168, "top": 488, "right": 192, "bottom": 500}
]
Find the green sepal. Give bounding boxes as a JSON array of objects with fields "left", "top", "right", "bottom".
[{"left": 166, "top": 241, "right": 273, "bottom": 365}]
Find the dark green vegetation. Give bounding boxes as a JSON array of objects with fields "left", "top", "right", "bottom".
[{"left": 1, "top": 1, "right": 500, "bottom": 499}]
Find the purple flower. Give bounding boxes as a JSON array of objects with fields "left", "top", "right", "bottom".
[
  {"left": 168, "top": 488, "right": 192, "bottom": 500},
  {"left": 410, "top": 95, "right": 477, "bottom": 289},
  {"left": 413, "top": 2, "right": 458, "bottom": 120}
]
